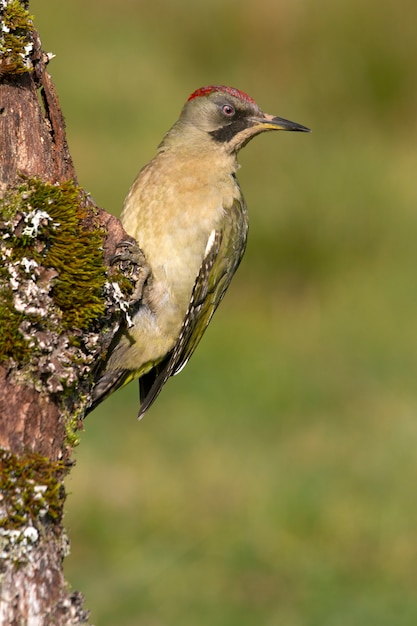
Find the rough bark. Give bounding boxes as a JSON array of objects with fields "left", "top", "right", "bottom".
[{"left": 0, "top": 3, "right": 140, "bottom": 623}]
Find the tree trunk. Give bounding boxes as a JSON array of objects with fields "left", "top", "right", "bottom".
[{"left": 0, "top": 3, "right": 140, "bottom": 623}]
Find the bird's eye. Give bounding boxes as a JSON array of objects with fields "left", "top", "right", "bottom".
[{"left": 222, "top": 104, "right": 235, "bottom": 117}]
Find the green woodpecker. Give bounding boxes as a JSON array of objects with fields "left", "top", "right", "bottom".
[{"left": 91, "top": 85, "right": 310, "bottom": 418}]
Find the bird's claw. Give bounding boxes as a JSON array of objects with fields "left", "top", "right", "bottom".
[{"left": 111, "top": 240, "right": 151, "bottom": 304}]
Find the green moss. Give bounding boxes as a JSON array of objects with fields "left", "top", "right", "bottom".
[
  {"left": 112, "top": 268, "right": 137, "bottom": 298},
  {"left": 26, "top": 178, "right": 107, "bottom": 331},
  {"left": 0, "top": 449, "right": 68, "bottom": 530},
  {"left": 0, "top": 282, "right": 27, "bottom": 363},
  {"left": 65, "top": 411, "right": 82, "bottom": 448},
  {"left": 0, "top": 177, "right": 107, "bottom": 365},
  {"left": 0, "top": 0, "right": 34, "bottom": 75}
]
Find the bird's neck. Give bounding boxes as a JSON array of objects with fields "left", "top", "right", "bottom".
[{"left": 159, "top": 120, "right": 240, "bottom": 176}]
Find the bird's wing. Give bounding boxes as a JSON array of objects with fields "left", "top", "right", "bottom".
[
  {"left": 137, "top": 229, "right": 223, "bottom": 418},
  {"left": 138, "top": 197, "right": 248, "bottom": 419}
]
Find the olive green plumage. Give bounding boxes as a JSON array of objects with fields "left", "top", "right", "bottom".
[{"left": 90, "top": 86, "right": 310, "bottom": 418}]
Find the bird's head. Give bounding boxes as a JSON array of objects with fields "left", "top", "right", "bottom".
[{"left": 167, "top": 85, "right": 310, "bottom": 154}]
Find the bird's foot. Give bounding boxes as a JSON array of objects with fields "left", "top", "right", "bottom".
[{"left": 111, "top": 240, "right": 151, "bottom": 304}]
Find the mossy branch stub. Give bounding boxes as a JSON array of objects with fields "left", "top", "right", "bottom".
[{"left": 0, "top": 178, "right": 110, "bottom": 401}]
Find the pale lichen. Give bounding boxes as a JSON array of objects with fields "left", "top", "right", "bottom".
[
  {"left": 0, "top": 178, "right": 122, "bottom": 429},
  {"left": 21, "top": 208, "right": 57, "bottom": 238},
  {"left": 0, "top": 524, "right": 39, "bottom": 563},
  {"left": 0, "top": 450, "right": 67, "bottom": 532},
  {"left": 105, "top": 280, "right": 133, "bottom": 328}
]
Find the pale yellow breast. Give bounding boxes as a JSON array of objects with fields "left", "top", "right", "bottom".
[{"left": 121, "top": 149, "right": 240, "bottom": 320}]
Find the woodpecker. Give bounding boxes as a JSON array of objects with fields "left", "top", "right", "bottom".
[{"left": 91, "top": 85, "right": 310, "bottom": 418}]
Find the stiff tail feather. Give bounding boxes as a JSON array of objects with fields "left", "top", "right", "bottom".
[{"left": 86, "top": 368, "right": 134, "bottom": 415}]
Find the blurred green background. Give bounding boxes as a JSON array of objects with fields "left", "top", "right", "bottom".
[{"left": 32, "top": 1, "right": 417, "bottom": 624}]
